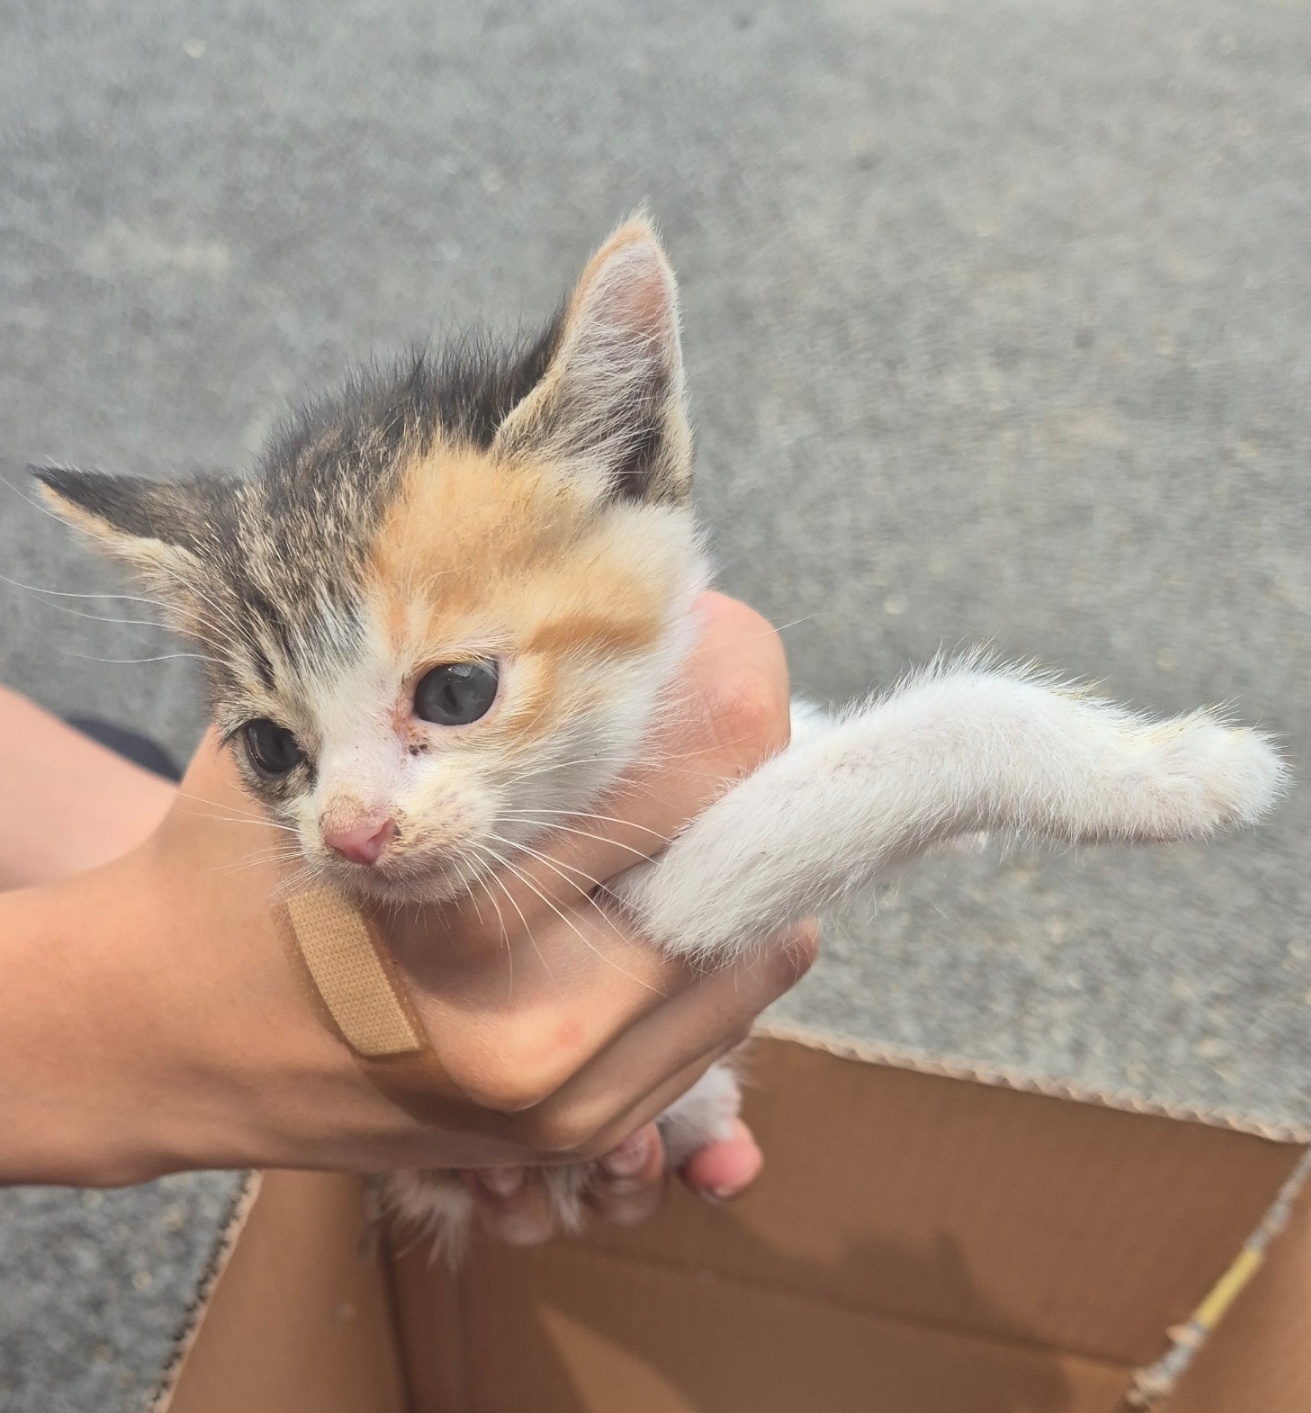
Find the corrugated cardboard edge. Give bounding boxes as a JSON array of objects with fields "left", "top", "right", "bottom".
[
  {"left": 1161, "top": 1143, "right": 1311, "bottom": 1412},
  {"left": 1131, "top": 1147, "right": 1311, "bottom": 1407},
  {"left": 754, "top": 1021, "right": 1311, "bottom": 1144},
  {"left": 147, "top": 1171, "right": 263, "bottom": 1413}
]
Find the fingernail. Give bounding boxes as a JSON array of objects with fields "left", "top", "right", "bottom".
[
  {"left": 599, "top": 1129, "right": 654, "bottom": 1180},
  {"left": 477, "top": 1166, "right": 525, "bottom": 1199},
  {"left": 701, "top": 1185, "right": 740, "bottom": 1204}
]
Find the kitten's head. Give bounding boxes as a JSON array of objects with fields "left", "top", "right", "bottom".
[{"left": 36, "top": 218, "right": 706, "bottom": 902}]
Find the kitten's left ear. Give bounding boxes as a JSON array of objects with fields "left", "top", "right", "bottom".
[{"left": 493, "top": 215, "right": 692, "bottom": 505}]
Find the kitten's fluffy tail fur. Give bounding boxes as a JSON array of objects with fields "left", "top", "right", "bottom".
[{"left": 617, "top": 659, "right": 1288, "bottom": 962}]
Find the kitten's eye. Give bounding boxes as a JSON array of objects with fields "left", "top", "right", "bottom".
[
  {"left": 414, "top": 660, "right": 499, "bottom": 726},
  {"left": 242, "top": 718, "right": 305, "bottom": 778}
]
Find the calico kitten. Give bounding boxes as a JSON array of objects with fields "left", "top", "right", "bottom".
[{"left": 35, "top": 218, "right": 1286, "bottom": 1247}]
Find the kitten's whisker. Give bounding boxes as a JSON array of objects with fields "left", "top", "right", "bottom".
[
  {"left": 478, "top": 846, "right": 593, "bottom": 995},
  {"left": 0, "top": 471, "right": 89, "bottom": 527},
  {"left": 495, "top": 816, "right": 655, "bottom": 864},
  {"left": 173, "top": 789, "right": 299, "bottom": 831},
  {"left": 175, "top": 787, "right": 257, "bottom": 812},
  {"left": 0, "top": 589, "right": 168, "bottom": 629},
  {"left": 61, "top": 650, "right": 209, "bottom": 664},
  {"left": 177, "top": 806, "right": 267, "bottom": 826},
  {"left": 215, "top": 848, "right": 307, "bottom": 875},
  {"left": 723, "top": 607, "right": 813, "bottom": 641},
  {"left": 467, "top": 843, "right": 554, "bottom": 995},
  {"left": 462, "top": 850, "right": 517, "bottom": 995},
  {"left": 485, "top": 835, "right": 638, "bottom": 946},
  {"left": 479, "top": 839, "right": 661, "bottom": 995},
  {"left": 267, "top": 860, "right": 328, "bottom": 902},
  {"left": 226, "top": 839, "right": 306, "bottom": 861},
  {"left": 502, "top": 738, "right": 753, "bottom": 790},
  {"left": 209, "top": 841, "right": 308, "bottom": 873},
  {"left": 759, "top": 612, "right": 819, "bottom": 637},
  {"left": 496, "top": 806, "right": 666, "bottom": 841},
  {"left": 215, "top": 840, "right": 305, "bottom": 860},
  {"left": 466, "top": 870, "right": 517, "bottom": 994},
  {"left": 457, "top": 862, "right": 488, "bottom": 930},
  {"left": 231, "top": 844, "right": 305, "bottom": 864},
  {"left": 0, "top": 575, "right": 175, "bottom": 610},
  {"left": 149, "top": 560, "right": 251, "bottom": 647},
  {"left": 486, "top": 833, "right": 610, "bottom": 899},
  {"left": 185, "top": 814, "right": 301, "bottom": 833}
]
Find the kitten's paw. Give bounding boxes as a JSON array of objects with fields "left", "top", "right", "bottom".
[
  {"left": 656, "top": 1059, "right": 743, "bottom": 1167},
  {"left": 379, "top": 1062, "right": 745, "bottom": 1262},
  {"left": 380, "top": 1169, "right": 476, "bottom": 1262},
  {"left": 381, "top": 1164, "right": 590, "bottom": 1261},
  {"left": 1143, "top": 716, "right": 1287, "bottom": 838}
]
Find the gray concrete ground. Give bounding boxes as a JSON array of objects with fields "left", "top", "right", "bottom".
[{"left": 1, "top": 0, "right": 1309, "bottom": 1406}]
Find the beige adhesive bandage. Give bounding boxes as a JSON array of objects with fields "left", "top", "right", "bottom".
[
  {"left": 285, "top": 889, "right": 424, "bottom": 1059},
  {"left": 281, "top": 886, "right": 506, "bottom": 1130}
]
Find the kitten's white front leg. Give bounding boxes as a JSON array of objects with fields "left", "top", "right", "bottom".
[{"left": 617, "top": 664, "right": 1286, "bottom": 963}]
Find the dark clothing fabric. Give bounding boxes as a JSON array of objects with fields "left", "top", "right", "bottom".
[{"left": 65, "top": 718, "right": 182, "bottom": 782}]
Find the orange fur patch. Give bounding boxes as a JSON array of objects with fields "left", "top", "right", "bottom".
[{"left": 366, "top": 439, "right": 685, "bottom": 746}]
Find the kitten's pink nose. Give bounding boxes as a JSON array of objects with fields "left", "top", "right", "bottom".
[{"left": 323, "top": 818, "right": 396, "bottom": 866}]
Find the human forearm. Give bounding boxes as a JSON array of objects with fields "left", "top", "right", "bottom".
[
  {"left": 0, "top": 834, "right": 549, "bottom": 1185},
  {"left": 0, "top": 686, "right": 176, "bottom": 890}
]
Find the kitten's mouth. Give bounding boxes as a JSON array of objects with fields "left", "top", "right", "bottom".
[{"left": 325, "top": 849, "right": 486, "bottom": 906}]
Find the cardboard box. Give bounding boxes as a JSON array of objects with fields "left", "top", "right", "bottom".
[{"left": 152, "top": 1031, "right": 1311, "bottom": 1413}]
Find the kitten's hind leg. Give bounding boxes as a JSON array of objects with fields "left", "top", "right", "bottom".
[{"left": 617, "top": 662, "right": 1287, "bottom": 963}]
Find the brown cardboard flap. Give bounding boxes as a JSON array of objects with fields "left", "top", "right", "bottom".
[
  {"left": 566, "top": 1040, "right": 1302, "bottom": 1368},
  {"left": 160, "top": 1171, "right": 408, "bottom": 1413},
  {"left": 1162, "top": 1168, "right": 1311, "bottom": 1413},
  {"left": 454, "top": 1241, "right": 1136, "bottom": 1413}
]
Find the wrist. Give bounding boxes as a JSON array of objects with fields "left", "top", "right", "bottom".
[
  {"left": 115, "top": 832, "right": 384, "bottom": 1177},
  {"left": 108, "top": 827, "right": 531, "bottom": 1177},
  {"left": 0, "top": 855, "right": 189, "bottom": 1185},
  {"left": 0, "top": 838, "right": 366, "bottom": 1184},
  {"left": 0, "top": 688, "right": 176, "bottom": 890}
]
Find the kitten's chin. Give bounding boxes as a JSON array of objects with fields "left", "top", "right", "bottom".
[{"left": 327, "top": 857, "right": 482, "bottom": 907}]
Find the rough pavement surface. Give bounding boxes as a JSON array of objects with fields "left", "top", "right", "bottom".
[{"left": 1, "top": 0, "right": 1308, "bottom": 1406}]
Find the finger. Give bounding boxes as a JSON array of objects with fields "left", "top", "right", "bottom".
[
  {"left": 467, "top": 1167, "right": 557, "bottom": 1246},
  {"left": 393, "top": 875, "right": 824, "bottom": 1119},
  {"left": 679, "top": 1119, "right": 763, "bottom": 1203},
  {"left": 397, "top": 902, "right": 703, "bottom": 1115},
  {"left": 520, "top": 918, "right": 817, "bottom": 1151},
  {"left": 585, "top": 1123, "right": 667, "bottom": 1227},
  {"left": 582, "top": 1040, "right": 739, "bottom": 1159}
]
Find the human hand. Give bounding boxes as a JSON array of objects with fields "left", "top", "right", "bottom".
[{"left": 75, "top": 591, "right": 816, "bottom": 1206}]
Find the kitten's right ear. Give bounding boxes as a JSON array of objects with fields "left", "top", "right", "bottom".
[
  {"left": 32, "top": 466, "right": 216, "bottom": 588},
  {"left": 492, "top": 216, "right": 692, "bottom": 506}
]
